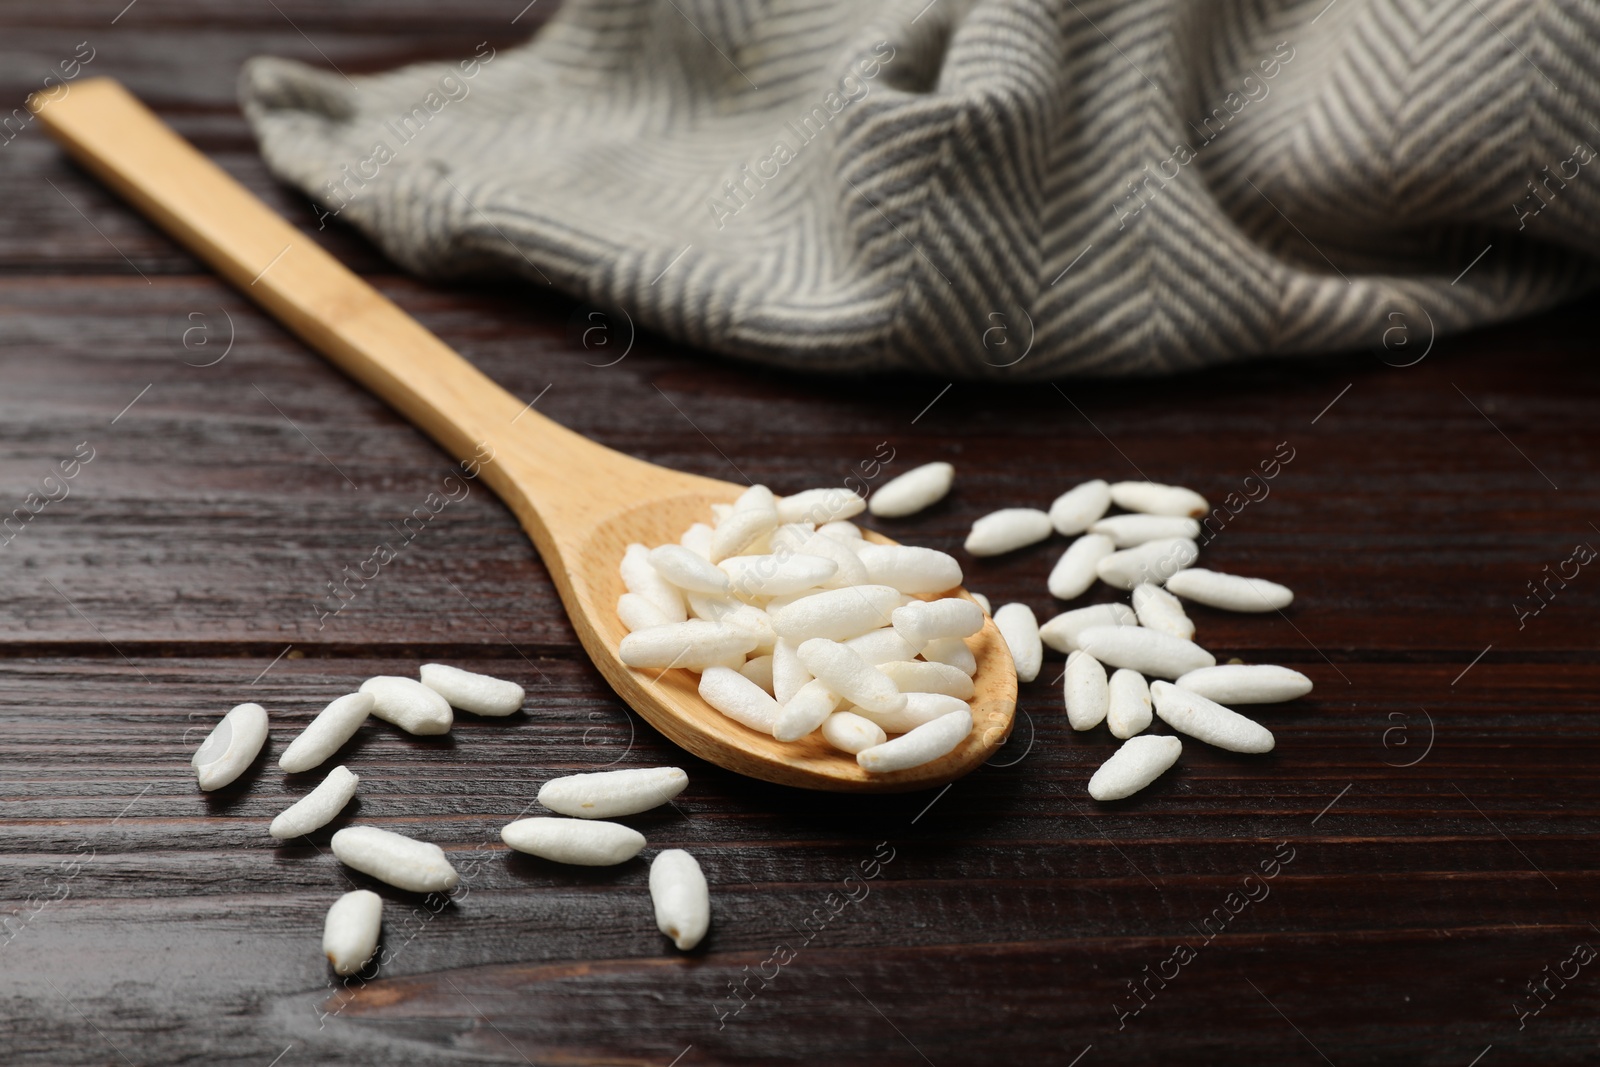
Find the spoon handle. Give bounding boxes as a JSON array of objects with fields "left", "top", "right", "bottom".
[{"left": 31, "top": 78, "right": 579, "bottom": 497}]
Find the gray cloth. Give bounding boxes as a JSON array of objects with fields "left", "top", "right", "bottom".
[{"left": 241, "top": 0, "right": 1600, "bottom": 378}]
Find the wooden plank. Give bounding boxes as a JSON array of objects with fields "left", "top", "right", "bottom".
[
  {"left": 2, "top": 3, "right": 1598, "bottom": 1061},
  {"left": 3, "top": 1, "right": 544, "bottom": 29},
  {"left": 1, "top": 118, "right": 444, "bottom": 274},
  {"left": 4, "top": 649, "right": 1599, "bottom": 1063},
  {"left": 1, "top": 275, "right": 1596, "bottom": 652},
  {"left": 1, "top": 24, "right": 542, "bottom": 109}
]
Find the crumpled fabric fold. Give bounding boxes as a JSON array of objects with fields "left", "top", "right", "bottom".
[{"left": 242, "top": 0, "right": 1600, "bottom": 378}]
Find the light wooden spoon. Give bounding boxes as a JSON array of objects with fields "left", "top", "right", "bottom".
[{"left": 33, "top": 79, "right": 1017, "bottom": 792}]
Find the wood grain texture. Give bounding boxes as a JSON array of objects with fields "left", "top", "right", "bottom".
[{"left": 2, "top": 5, "right": 1599, "bottom": 1065}]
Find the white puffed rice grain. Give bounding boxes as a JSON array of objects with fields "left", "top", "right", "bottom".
[
  {"left": 192, "top": 702, "right": 269, "bottom": 791},
  {"left": 1173, "top": 664, "right": 1312, "bottom": 704},
  {"left": 1088, "top": 735, "right": 1182, "bottom": 801},
  {"left": 965, "top": 508, "right": 1053, "bottom": 556},
  {"left": 1150, "top": 681, "right": 1274, "bottom": 753},
  {"left": 1064, "top": 650, "right": 1109, "bottom": 731},
  {"left": 1048, "top": 479, "right": 1111, "bottom": 536},
  {"left": 501, "top": 817, "right": 646, "bottom": 866},
  {"left": 331, "top": 826, "right": 459, "bottom": 893},
  {"left": 323, "top": 890, "right": 382, "bottom": 976},
  {"left": 270, "top": 765, "right": 359, "bottom": 840},
  {"left": 868, "top": 462, "right": 955, "bottom": 517},
  {"left": 1165, "top": 568, "right": 1294, "bottom": 612},
  {"left": 856, "top": 708, "right": 973, "bottom": 772},
  {"left": 993, "top": 602, "right": 1042, "bottom": 682},
  {"left": 538, "top": 767, "right": 689, "bottom": 819},
  {"left": 650, "top": 849, "right": 710, "bottom": 951},
  {"left": 1109, "top": 481, "right": 1209, "bottom": 518}
]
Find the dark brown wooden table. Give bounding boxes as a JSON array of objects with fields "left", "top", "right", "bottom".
[{"left": 3, "top": 5, "right": 1598, "bottom": 1065}]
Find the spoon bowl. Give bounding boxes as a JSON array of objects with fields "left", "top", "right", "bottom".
[
  {"left": 33, "top": 79, "right": 1017, "bottom": 791},
  {"left": 576, "top": 491, "right": 1017, "bottom": 790}
]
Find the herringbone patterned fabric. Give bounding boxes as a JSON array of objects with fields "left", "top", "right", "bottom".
[{"left": 241, "top": 0, "right": 1600, "bottom": 378}]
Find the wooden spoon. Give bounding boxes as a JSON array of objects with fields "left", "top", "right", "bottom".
[{"left": 32, "top": 79, "right": 1017, "bottom": 792}]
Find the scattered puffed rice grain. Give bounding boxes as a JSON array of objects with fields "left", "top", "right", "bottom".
[
  {"left": 650, "top": 849, "right": 710, "bottom": 951},
  {"left": 1048, "top": 533, "right": 1115, "bottom": 600},
  {"left": 772, "top": 639, "right": 812, "bottom": 703},
  {"left": 501, "top": 817, "right": 646, "bottom": 866},
  {"left": 1150, "top": 681, "right": 1274, "bottom": 753},
  {"left": 539, "top": 767, "right": 689, "bottom": 819},
  {"left": 770, "top": 585, "right": 901, "bottom": 643},
  {"left": 1088, "top": 735, "right": 1182, "bottom": 801},
  {"left": 619, "top": 621, "right": 759, "bottom": 670},
  {"left": 331, "top": 826, "right": 459, "bottom": 893},
  {"left": 279, "top": 693, "right": 372, "bottom": 774},
  {"left": 821, "top": 711, "right": 887, "bottom": 753},
  {"left": 1107, "top": 668, "right": 1153, "bottom": 739},
  {"left": 359, "top": 676, "right": 454, "bottom": 736},
  {"left": 777, "top": 487, "right": 866, "bottom": 525},
  {"left": 1090, "top": 514, "right": 1202, "bottom": 548},
  {"left": 699, "top": 666, "right": 782, "bottom": 734},
  {"left": 965, "top": 508, "right": 1054, "bottom": 556},
  {"left": 720, "top": 553, "right": 838, "bottom": 597},
  {"left": 270, "top": 765, "right": 359, "bottom": 840},
  {"left": 797, "top": 639, "right": 906, "bottom": 715},
  {"left": 1077, "top": 626, "right": 1215, "bottom": 679},
  {"left": 192, "top": 702, "right": 269, "bottom": 791},
  {"left": 993, "top": 603, "right": 1042, "bottom": 683},
  {"left": 843, "top": 628, "right": 920, "bottom": 666},
  {"left": 869, "top": 462, "right": 955, "bottom": 518},
  {"left": 970, "top": 592, "right": 991, "bottom": 615},
  {"left": 649, "top": 544, "right": 733, "bottom": 595},
  {"left": 618, "top": 592, "right": 676, "bottom": 633},
  {"left": 878, "top": 660, "right": 976, "bottom": 700},
  {"left": 1096, "top": 538, "right": 1200, "bottom": 590},
  {"left": 774, "top": 679, "right": 842, "bottom": 741},
  {"left": 323, "top": 889, "right": 382, "bottom": 976},
  {"left": 1039, "top": 603, "right": 1138, "bottom": 653},
  {"left": 1109, "top": 481, "right": 1209, "bottom": 517},
  {"left": 1165, "top": 568, "right": 1294, "bottom": 612},
  {"left": 857, "top": 708, "right": 973, "bottom": 772},
  {"left": 855, "top": 544, "right": 964, "bottom": 594},
  {"left": 420, "top": 663, "right": 525, "bottom": 716},
  {"left": 1131, "top": 583, "right": 1195, "bottom": 641},
  {"left": 921, "top": 636, "right": 978, "bottom": 675},
  {"left": 891, "top": 598, "right": 985, "bottom": 649},
  {"left": 1048, "top": 479, "right": 1112, "bottom": 536},
  {"left": 622, "top": 543, "right": 687, "bottom": 621},
  {"left": 739, "top": 654, "right": 775, "bottom": 694},
  {"left": 856, "top": 692, "right": 969, "bottom": 733},
  {"left": 1173, "top": 664, "right": 1313, "bottom": 704},
  {"left": 1064, "top": 651, "right": 1109, "bottom": 730}
]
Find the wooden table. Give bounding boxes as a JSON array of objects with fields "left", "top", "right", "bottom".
[{"left": 3, "top": 6, "right": 1597, "bottom": 1065}]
